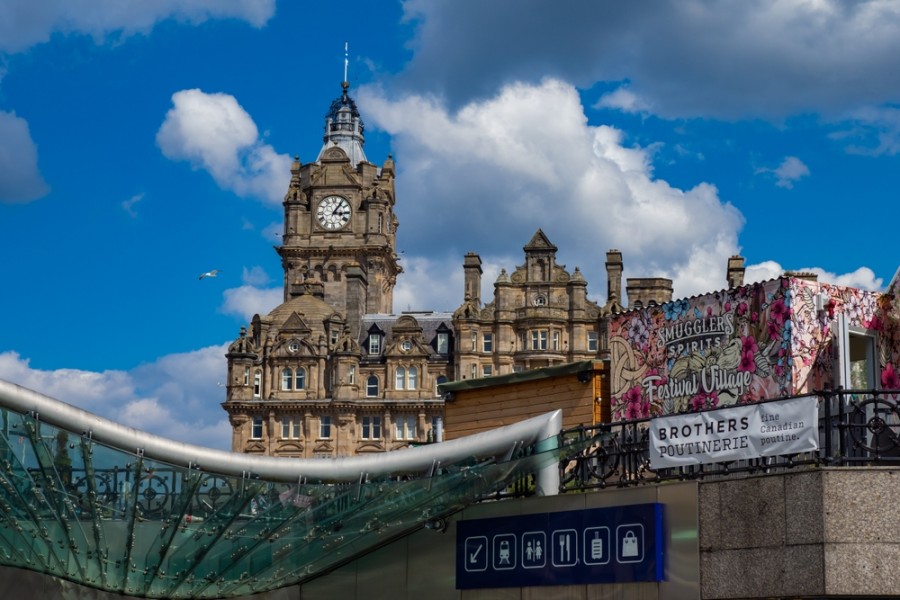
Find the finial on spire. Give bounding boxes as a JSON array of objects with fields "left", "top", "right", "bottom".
[{"left": 343, "top": 42, "right": 349, "bottom": 85}]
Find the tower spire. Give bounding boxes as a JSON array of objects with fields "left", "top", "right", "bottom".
[{"left": 317, "top": 42, "right": 367, "bottom": 165}]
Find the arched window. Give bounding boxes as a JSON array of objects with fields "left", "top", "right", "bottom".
[
  {"left": 435, "top": 375, "right": 448, "bottom": 396},
  {"left": 366, "top": 375, "right": 379, "bottom": 397},
  {"left": 395, "top": 367, "right": 406, "bottom": 390},
  {"left": 295, "top": 367, "right": 306, "bottom": 390},
  {"left": 281, "top": 368, "right": 293, "bottom": 391},
  {"left": 408, "top": 367, "right": 418, "bottom": 390}
]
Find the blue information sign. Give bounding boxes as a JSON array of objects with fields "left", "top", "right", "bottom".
[{"left": 456, "top": 503, "right": 664, "bottom": 589}]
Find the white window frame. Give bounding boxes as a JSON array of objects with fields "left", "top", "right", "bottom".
[
  {"left": 436, "top": 333, "right": 449, "bottom": 354},
  {"left": 395, "top": 367, "right": 406, "bottom": 390},
  {"left": 394, "top": 416, "right": 416, "bottom": 440},
  {"left": 361, "top": 415, "right": 382, "bottom": 440},
  {"left": 588, "top": 331, "right": 598, "bottom": 352},
  {"left": 281, "top": 368, "right": 293, "bottom": 391},
  {"left": 251, "top": 416, "right": 263, "bottom": 440},
  {"left": 407, "top": 366, "right": 418, "bottom": 390},
  {"left": 553, "top": 331, "right": 560, "bottom": 351},
  {"left": 294, "top": 367, "right": 306, "bottom": 390},
  {"left": 253, "top": 371, "right": 261, "bottom": 398},
  {"left": 243, "top": 366, "right": 250, "bottom": 386},
  {"left": 366, "top": 375, "right": 379, "bottom": 397},
  {"left": 483, "top": 333, "right": 493, "bottom": 353},
  {"left": 531, "top": 330, "right": 547, "bottom": 350},
  {"left": 281, "top": 416, "right": 301, "bottom": 439},
  {"left": 483, "top": 365, "right": 493, "bottom": 377},
  {"left": 369, "top": 334, "right": 381, "bottom": 355},
  {"left": 319, "top": 415, "right": 332, "bottom": 439}
]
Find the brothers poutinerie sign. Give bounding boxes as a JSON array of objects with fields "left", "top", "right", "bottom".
[{"left": 456, "top": 503, "right": 664, "bottom": 589}]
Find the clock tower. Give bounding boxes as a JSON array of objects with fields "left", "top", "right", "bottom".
[
  {"left": 278, "top": 81, "right": 401, "bottom": 337},
  {"left": 223, "top": 75, "right": 449, "bottom": 460}
]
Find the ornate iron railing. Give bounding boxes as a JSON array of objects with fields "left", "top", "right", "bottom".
[{"left": 559, "top": 389, "right": 900, "bottom": 492}]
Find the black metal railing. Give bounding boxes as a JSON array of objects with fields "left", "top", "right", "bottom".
[{"left": 559, "top": 389, "right": 900, "bottom": 493}]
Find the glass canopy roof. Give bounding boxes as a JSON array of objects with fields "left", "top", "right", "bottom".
[{"left": 0, "top": 380, "right": 578, "bottom": 598}]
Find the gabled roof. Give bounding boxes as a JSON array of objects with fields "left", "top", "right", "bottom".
[{"left": 524, "top": 229, "right": 557, "bottom": 252}]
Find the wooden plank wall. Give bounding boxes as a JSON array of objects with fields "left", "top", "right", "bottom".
[{"left": 444, "top": 374, "right": 597, "bottom": 440}]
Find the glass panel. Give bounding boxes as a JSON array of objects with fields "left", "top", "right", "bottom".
[
  {"left": 0, "top": 403, "right": 575, "bottom": 599},
  {"left": 295, "top": 368, "right": 306, "bottom": 390}
]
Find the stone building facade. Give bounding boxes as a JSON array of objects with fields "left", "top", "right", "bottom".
[
  {"left": 453, "top": 231, "right": 604, "bottom": 379},
  {"left": 222, "top": 81, "right": 450, "bottom": 457},
  {"left": 221, "top": 78, "right": 697, "bottom": 458}
]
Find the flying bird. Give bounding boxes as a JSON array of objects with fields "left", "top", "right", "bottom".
[{"left": 199, "top": 270, "right": 220, "bottom": 280}]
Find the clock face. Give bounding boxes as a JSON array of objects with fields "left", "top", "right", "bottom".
[{"left": 316, "top": 195, "right": 352, "bottom": 230}]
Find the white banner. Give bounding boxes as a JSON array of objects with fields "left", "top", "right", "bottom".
[{"left": 649, "top": 396, "right": 819, "bottom": 469}]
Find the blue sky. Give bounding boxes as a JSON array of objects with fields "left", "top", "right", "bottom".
[{"left": 2, "top": 0, "right": 899, "bottom": 449}]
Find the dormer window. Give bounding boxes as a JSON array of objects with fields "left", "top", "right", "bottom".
[
  {"left": 436, "top": 332, "right": 449, "bottom": 354},
  {"left": 369, "top": 334, "right": 382, "bottom": 355}
]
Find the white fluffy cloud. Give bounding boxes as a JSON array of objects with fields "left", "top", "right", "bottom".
[
  {"left": 360, "top": 78, "right": 745, "bottom": 300},
  {"left": 745, "top": 261, "right": 884, "bottom": 291},
  {"left": 221, "top": 284, "right": 282, "bottom": 322},
  {"left": 0, "top": 111, "right": 49, "bottom": 203},
  {"left": 838, "top": 105, "right": 900, "bottom": 155},
  {"left": 595, "top": 87, "right": 652, "bottom": 115},
  {"left": 0, "top": 0, "right": 274, "bottom": 54},
  {"left": 157, "top": 89, "right": 291, "bottom": 205},
  {"left": 756, "top": 156, "right": 811, "bottom": 189},
  {"left": 0, "top": 346, "right": 231, "bottom": 450}
]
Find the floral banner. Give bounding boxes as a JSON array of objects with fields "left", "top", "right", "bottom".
[
  {"left": 609, "top": 276, "right": 899, "bottom": 422},
  {"left": 610, "top": 279, "right": 795, "bottom": 420}
]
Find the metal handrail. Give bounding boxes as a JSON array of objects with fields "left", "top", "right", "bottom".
[{"left": 559, "top": 389, "right": 900, "bottom": 492}]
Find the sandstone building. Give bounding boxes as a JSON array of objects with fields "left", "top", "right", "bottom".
[{"left": 221, "top": 79, "right": 671, "bottom": 458}]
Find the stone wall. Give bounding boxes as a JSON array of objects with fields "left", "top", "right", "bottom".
[{"left": 700, "top": 467, "right": 900, "bottom": 599}]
